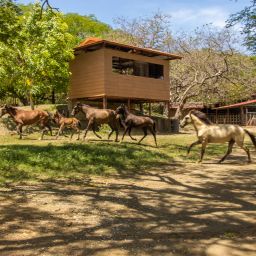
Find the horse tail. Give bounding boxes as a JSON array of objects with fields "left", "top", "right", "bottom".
[
  {"left": 77, "top": 120, "right": 81, "bottom": 128},
  {"left": 244, "top": 129, "right": 256, "bottom": 149}
]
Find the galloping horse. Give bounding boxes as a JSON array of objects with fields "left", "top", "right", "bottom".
[
  {"left": 53, "top": 111, "right": 81, "bottom": 140},
  {"left": 71, "top": 103, "right": 119, "bottom": 141},
  {"left": 115, "top": 104, "right": 157, "bottom": 147},
  {"left": 0, "top": 105, "right": 52, "bottom": 139},
  {"left": 180, "top": 110, "right": 256, "bottom": 163}
]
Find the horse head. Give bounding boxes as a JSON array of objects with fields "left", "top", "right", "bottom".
[
  {"left": 71, "top": 102, "right": 82, "bottom": 116},
  {"left": 0, "top": 104, "right": 12, "bottom": 117},
  {"left": 53, "top": 111, "right": 61, "bottom": 123},
  {"left": 115, "top": 104, "right": 126, "bottom": 115},
  {"left": 180, "top": 112, "right": 193, "bottom": 128}
]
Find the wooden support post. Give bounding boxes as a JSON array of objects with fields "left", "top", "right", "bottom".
[
  {"left": 227, "top": 108, "right": 230, "bottom": 124},
  {"left": 127, "top": 98, "right": 131, "bottom": 110},
  {"left": 215, "top": 109, "right": 218, "bottom": 124},
  {"left": 245, "top": 107, "right": 248, "bottom": 125},
  {"left": 167, "top": 101, "right": 171, "bottom": 119},
  {"left": 139, "top": 103, "right": 143, "bottom": 114},
  {"left": 241, "top": 106, "right": 244, "bottom": 125},
  {"left": 149, "top": 102, "right": 152, "bottom": 116},
  {"left": 103, "top": 96, "right": 107, "bottom": 109}
]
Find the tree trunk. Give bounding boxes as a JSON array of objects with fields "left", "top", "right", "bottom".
[
  {"left": 29, "top": 92, "right": 35, "bottom": 110},
  {"left": 51, "top": 89, "right": 55, "bottom": 104}
]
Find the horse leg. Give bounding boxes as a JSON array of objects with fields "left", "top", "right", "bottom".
[
  {"left": 83, "top": 120, "right": 93, "bottom": 140},
  {"left": 198, "top": 141, "right": 207, "bottom": 163},
  {"left": 69, "top": 130, "right": 74, "bottom": 140},
  {"left": 40, "top": 126, "right": 48, "bottom": 140},
  {"left": 17, "top": 124, "right": 23, "bottom": 139},
  {"left": 46, "top": 124, "right": 52, "bottom": 136},
  {"left": 115, "top": 127, "right": 119, "bottom": 142},
  {"left": 148, "top": 126, "right": 157, "bottom": 147},
  {"left": 76, "top": 126, "right": 80, "bottom": 140},
  {"left": 219, "top": 140, "right": 235, "bottom": 163},
  {"left": 108, "top": 124, "right": 115, "bottom": 140},
  {"left": 92, "top": 124, "right": 102, "bottom": 139},
  {"left": 187, "top": 140, "right": 201, "bottom": 155},
  {"left": 128, "top": 127, "right": 137, "bottom": 141},
  {"left": 236, "top": 140, "right": 251, "bottom": 163},
  {"left": 138, "top": 127, "right": 148, "bottom": 145},
  {"left": 56, "top": 124, "right": 64, "bottom": 140},
  {"left": 121, "top": 126, "right": 129, "bottom": 142}
]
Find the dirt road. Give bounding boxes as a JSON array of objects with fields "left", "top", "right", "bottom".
[{"left": 0, "top": 156, "right": 255, "bottom": 256}]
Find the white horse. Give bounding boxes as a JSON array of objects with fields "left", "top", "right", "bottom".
[{"left": 180, "top": 110, "right": 256, "bottom": 163}]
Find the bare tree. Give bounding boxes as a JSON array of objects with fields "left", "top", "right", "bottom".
[
  {"left": 106, "top": 13, "right": 255, "bottom": 119},
  {"left": 170, "top": 27, "right": 237, "bottom": 119},
  {"left": 106, "top": 11, "right": 174, "bottom": 51}
]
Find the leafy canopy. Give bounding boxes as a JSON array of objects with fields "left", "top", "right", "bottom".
[{"left": 0, "top": 1, "right": 74, "bottom": 105}]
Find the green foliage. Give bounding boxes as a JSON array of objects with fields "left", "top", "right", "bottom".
[
  {"left": 0, "top": 0, "right": 21, "bottom": 44},
  {"left": 0, "top": 2, "right": 74, "bottom": 106},
  {"left": 63, "top": 13, "right": 111, "bottom": 45},
  {"left": 227, "top": 0, "right": 256, "bottom": 53}
]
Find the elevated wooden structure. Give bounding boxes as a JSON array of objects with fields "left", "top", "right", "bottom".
[{"left": 69, "top": 37, "right": 181, "bottom": 113}]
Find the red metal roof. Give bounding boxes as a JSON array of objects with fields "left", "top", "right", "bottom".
[
  {"left": 214, "top": 99, "right": 256, "bottom": 110},
  {"left": 75, "top": 37, "right": 182, "bottom": 60}
]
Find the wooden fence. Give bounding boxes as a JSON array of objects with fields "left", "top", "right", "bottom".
[
  {"left": 208, "top": 112, "right": 256, "bottom": 126},
  {"left": 208, "top": 114, "right": 241, "bottom": 125}
]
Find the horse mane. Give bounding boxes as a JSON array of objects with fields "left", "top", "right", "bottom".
[{"left": 190, "top": 110, "right": 212, "bottom": 125}]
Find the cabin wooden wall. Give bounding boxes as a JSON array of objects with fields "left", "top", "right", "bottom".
[
  {"left": 69, "top": 47, "right": 170, "bottom": 102},
  {"left": 69, "top": 48, "right": 105, "bottom": 99},
  {"left": 104, "top": 48, "right": 170, "bottom": 101}
]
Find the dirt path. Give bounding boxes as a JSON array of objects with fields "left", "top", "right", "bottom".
[{"left": 0, "top": 155, "right": 256, "bottom": 256}]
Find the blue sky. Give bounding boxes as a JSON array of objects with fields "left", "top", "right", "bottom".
[{"left": 16, "top": 0, "right": 251, "bottom": 31}]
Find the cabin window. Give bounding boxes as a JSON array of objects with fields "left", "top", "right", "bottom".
[{"left": 112, "top": 57, "right": 164, "bottom": 79}]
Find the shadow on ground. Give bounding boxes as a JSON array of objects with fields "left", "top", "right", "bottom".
[{"left": 0, "top": 161, "right": 255, "bottom": 256}]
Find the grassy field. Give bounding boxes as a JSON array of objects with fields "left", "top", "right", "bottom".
[{"left": 0, "top": 129, "right": 241, "bottom": 184}]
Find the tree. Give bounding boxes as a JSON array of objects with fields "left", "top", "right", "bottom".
[
  {"left": 0, "top": 0, "right": 21, "bottom": 44},
  {"left": 0, "top": 2, "right": 74, "bottom": 107},
  {"left": 106, "top": 13, "right": 256, "bottom": 119},
  {"left": 227, "top": 0, "right": 256, "bottom": 53},
  {"left": 64, "top": 13, "right": 111, "bottom": 46},
  {"left": 106, "top": 11, "right": 174, "bottom": 51}
]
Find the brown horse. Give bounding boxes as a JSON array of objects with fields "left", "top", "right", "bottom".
[
  {"left": 0, "top": 105, "right": 52, "bottom": 139},
  {"left": 115, "top": 104, "right": 157, "bottom": 147},
  {"left": 53, "top": 110, "right": 81, "bottom": 140},
  {"left": 71, "top": 103, "right": 119, "bottom": 141}
]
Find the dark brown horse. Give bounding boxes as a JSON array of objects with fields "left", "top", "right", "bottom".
[
  {"left": 0, "top": 105, "right": 52, "bottom": 139},
  {"left": 71, "top": 103, "right": 119, "bottom": 141},
  {"left": 115, "top": 104, "right": 157, "bottom": 147},
  {"left": 53, "top": 111, "right": 81, "bottom": 140}
]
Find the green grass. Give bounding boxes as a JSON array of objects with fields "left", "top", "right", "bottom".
[{"left": 0, "top": 131, "right": 252, "bottom": 184}]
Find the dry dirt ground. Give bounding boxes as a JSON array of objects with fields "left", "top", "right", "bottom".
[{"left": 0, "top": 153, "right": 256, "bottom": 256}]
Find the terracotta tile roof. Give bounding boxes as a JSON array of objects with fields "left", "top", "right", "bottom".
[
  {"left": 214, "top": 99, "right": 256, "bottom": 109},
  {"left": 75, "top": 37, "right": 182, "bottom": 60}
]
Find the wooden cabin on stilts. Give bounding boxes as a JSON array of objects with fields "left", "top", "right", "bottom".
[{"left": 68, "top": 38, "right": 182, "bottom": 132}]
